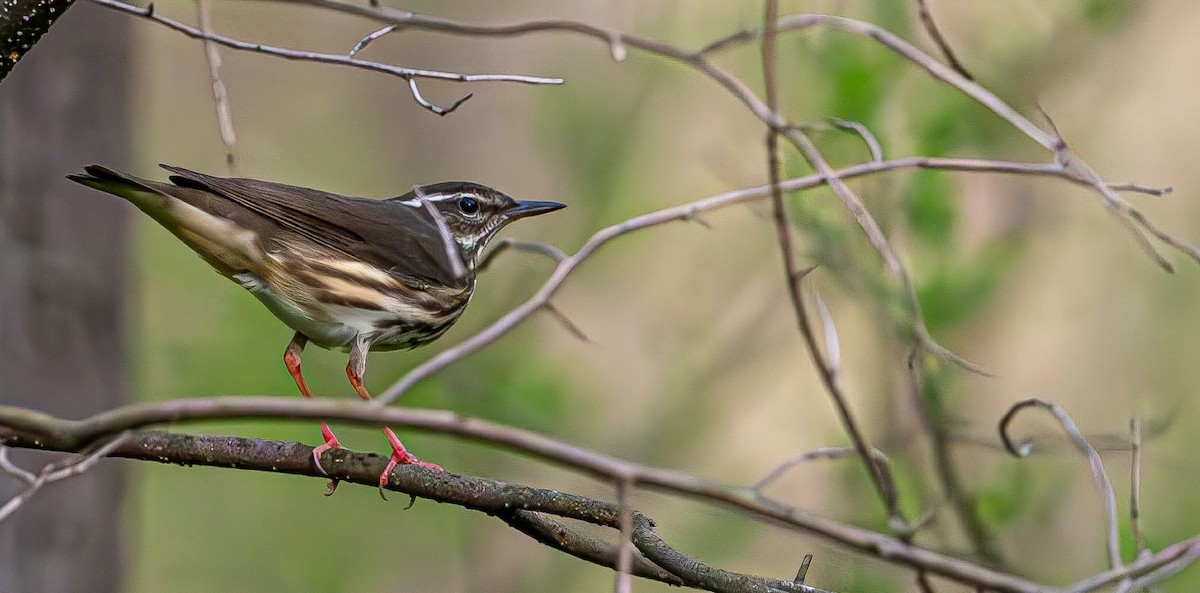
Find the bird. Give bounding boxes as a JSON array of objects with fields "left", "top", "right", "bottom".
[{"left": 68, "top": 164, "right": 565, "bottom": 494}]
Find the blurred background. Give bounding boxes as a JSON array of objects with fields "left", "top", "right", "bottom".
[{"left": 3, "top": 0, "right": 1200, "bottom": 591}]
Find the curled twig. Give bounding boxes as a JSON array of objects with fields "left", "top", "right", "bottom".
[
  {"left": 999, "top": 399, "right": 1121, "bottom": 570},
  {"left": 407, "top": 77, "right": 473, "bottom": 116}
]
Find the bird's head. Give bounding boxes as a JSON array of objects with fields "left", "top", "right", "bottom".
[{"left": 394, "top": 182, "right": 565, "bottom": 265}]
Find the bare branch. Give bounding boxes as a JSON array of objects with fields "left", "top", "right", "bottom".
[
  {"left": 0, "top": 398, "right": 1050, "bottom": 593},
  {"left": 349, "top": 23, "right": 398, "bottom": 57},
  {"left": 89, "top": 0, "right": 563, "bottom": 115},
  {"left": 413, "top": 186, "right": 468, "bottom": 279},
  {"left": 1066, "top": 535, "right": 1200, "bottom": 593},
  {"left": 904, "top": 350, "right": 1004, "bottom": 563},
  {"left": 0, "top": 432, "right": 129, "bottom": 524},
  {"left": 479, "top": 238, "right": 567, "bottom": 272},
  {"left": 614, "top": 478, "right": 634, "bottom": 593},
  {"left": 794, "top": 554, "right": 814, "bottom": 584},
  {"left": 407, "top": 77, "right": 473, "bottom": 116},
  {"left": 1000, "top": 399, "right": 1122, "bottom": 570},
  {"left": 375, "top": 155, "right": 1160, "bottom": 406},
  {"left": 499, "top": 510, "right": 682, "bottom": 584},
  {"left": 196, "top": 0, "right": 238, "bottom": 174},
  {"left": 753, "top": 445, "right": 893, "bottom": 494},
  {"left": 1130, "top": 417, "right": 1148, "bottom": 559},
  {"left": 543, "top": 302, "right": 590, "bottom": 343},
  {"left": 1108, "top": 183, "right": 1172, "bottom": 197},
  {"left": 914, "top": 0, "right": 974, "bottom": 81},
  {"left": 0, "top": 447, "right": 35, "bottom": 484},
  {"left": 827, "top": 117, "right": 884, "bottom": 163}
]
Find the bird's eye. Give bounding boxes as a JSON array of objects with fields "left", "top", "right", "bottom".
[{"left": 457, "top": 196, "right": 480, "bottom": 215}]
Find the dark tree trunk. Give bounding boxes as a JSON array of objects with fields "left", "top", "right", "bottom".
[
  {"left": 0, "top": 3, "right": 132, "bottom": 592},
  {"left": 0, "top": 0, "right": 79, "bottom": 82}
]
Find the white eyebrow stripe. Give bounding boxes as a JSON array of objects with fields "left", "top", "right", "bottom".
[{"left": 397, "top": 192, "right": 458, "bottom": 208}]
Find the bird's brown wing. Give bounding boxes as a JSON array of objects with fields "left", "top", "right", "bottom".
[{"left": 159, "top": 165, "right": 460, "bottom": 286}]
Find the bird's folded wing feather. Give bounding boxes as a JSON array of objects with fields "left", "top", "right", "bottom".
[{"left": 159, "top": 165, "right": 460, "bottom": 286}]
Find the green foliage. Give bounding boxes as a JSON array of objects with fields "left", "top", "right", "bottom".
[
  {"left": 1082, "top": 0, "right": 1140, "bottom": 29},
  {"left": 906, "top": 171, "right": 957, "bottom": 247},
  {"left": 817, "top": 35, "right": 900, "bottom": 125},
  {"left": 975, "top": 464, "right": 1035, "bottom": 526}
]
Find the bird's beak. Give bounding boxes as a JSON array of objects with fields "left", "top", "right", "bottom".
[{"left": 509, "top": 200, "right": 567, "bottom": 219}]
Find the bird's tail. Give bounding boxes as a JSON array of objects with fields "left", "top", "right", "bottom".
[{"left": 67, "top": 165, "right": 264, "bottom": 275}]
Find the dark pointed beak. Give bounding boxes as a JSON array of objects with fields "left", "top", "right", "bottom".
[{"left": 509, "top": 200, "right": 567, "bottom": 219}]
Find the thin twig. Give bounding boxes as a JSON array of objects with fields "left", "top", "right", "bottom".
[
  {"left": 375, "top": 155, "right": 1160, "bottom": 406},
  {"left": 753, "top": 445, "right": 892, "bottom": 493},
  {"left": 904, "top": 350, "right": 1003, "bottom": 563},
  {"left": 1108, "top": 183, "right": 1172, "bottom": 197},
  {"left": 544, "top": 302, "right": 590, "bottom": 343},
  {"left": 478, "top": 238, "right": 567, "bottom": 272},
  {"left": 90, "top": 0, "right": 562, "bottom": 116},
  {"left": 0, "top": 399, "right": 1051, "bottom": 593},
  {"left": 1130, "top": 417, "right": 1147, "bottom": 559},
  {"left": 763, "top": 0, "right": 903, "bottom": 529},
  {"left": 614, "top": 478, "right": 635, "bottom": 593},
  {"left": 196, "top": 0, "right": 238, "bottom": 174},
  {"left": 414, "top": 186, "right": 468, "bottom": 279},
  {"left": 263, "top": 0, "right": 1200, "bottom": 350},
  {"left": 273, "top": 2, "right": 1200, "bottom": 271},
  {"left": 1066, "top": 535, "right": 1200, "bottom": 593},
  {"left": 1119, "top": 546, "right": 1200, "bottom": 593},
  {"left": 914, "top": 0, "right": 973, "bottom": 81},
  {"left": 827, "top": 118, "right": 884, "bottom": 163},
  {"left": 0, "top": 432, "right": 130, "bottom": 524},
  {"left": 794, "top": 554, "right": 813, "bottom": 584},
  {"left": 349, "top": 23, "right": 398, "bottom": 57},
  {"left": 0, "top": 447, "right": 35, "bottom": 484},
  {"left": 408, "top": 77, "right": 473, "bottom": 116},
  {"left": 499, "top": 510, "right": 681, "bottom": 584},
  {"left": 1000, "top": 399, "right": 1122, "bottom": 571}
]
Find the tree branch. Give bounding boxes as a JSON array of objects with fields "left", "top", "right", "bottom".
[
  {"left": 0, "top": 0, "right": 76, "bottom": 81},
  {"left": 0, "top": 424, "right": 839, "bottom": 593},
  {"left": 0, "top": 397, "right": 1054, "bottom": 593},
  {"left": 89, "top": 0, "right": 562, "bottom": 115}
]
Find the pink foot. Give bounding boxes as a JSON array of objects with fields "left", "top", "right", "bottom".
[
  {"left": 378, "top": 427, "right": 443, "bottom": 500},
  {"left": 312, "top": 422, "right": 344, "bottom": 496}
]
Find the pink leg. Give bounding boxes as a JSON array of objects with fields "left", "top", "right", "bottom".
[
  {"left": 346, "top": 335, "right": 443, "bottom": 499},
  {"left": 286, "top": 332, "right": 342, "bottom": 495}
]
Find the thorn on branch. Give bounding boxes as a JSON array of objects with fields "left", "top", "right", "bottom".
[
  {"left": 544, "top": 302, "right": 590, "bottom": 343},
  {"left": 681, "top": 205, "right": 713, "bottom": 229},
  {"left": 794, "top": 553, "right": 814, "bottom": 584},
  {"left": 915, "top": 0, "right": 974, "bottom": 81}
]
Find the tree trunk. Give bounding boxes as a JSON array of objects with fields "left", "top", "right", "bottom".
[{"left": 0, "top": 3, "right": 132, "bottom": 592}]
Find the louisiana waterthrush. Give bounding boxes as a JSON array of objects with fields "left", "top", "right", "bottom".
[{"left": 68, "top": 164, "right": 565, "bottom": 491}]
